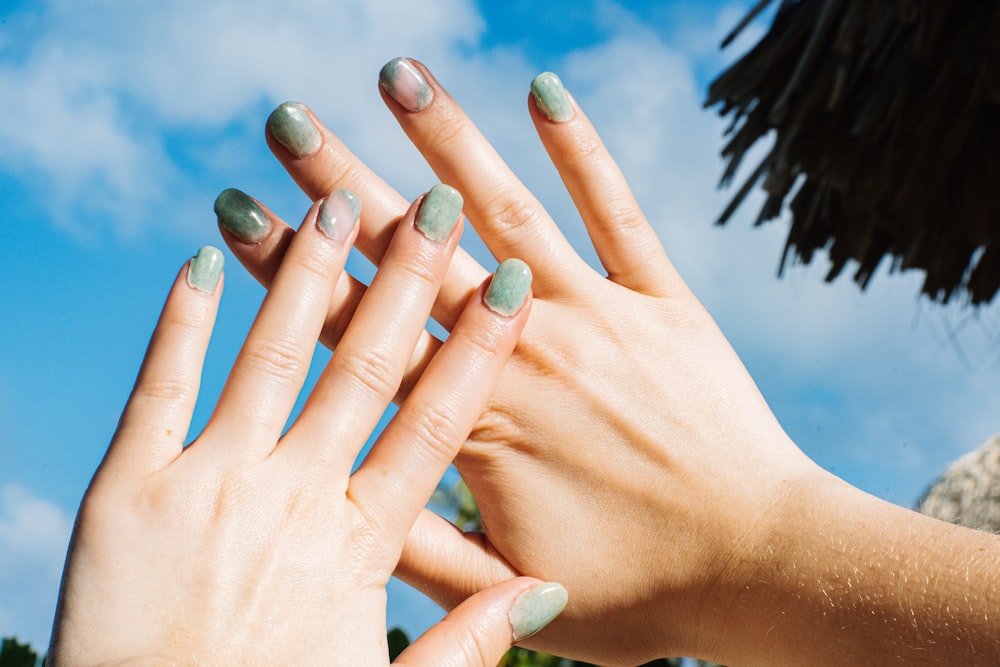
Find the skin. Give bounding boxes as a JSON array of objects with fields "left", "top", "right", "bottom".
[
  {"left": 49, "top": 193, "right": 553, "bottom": 666},
  {"left": 222, "top": 60, "right": 1000, "bottom": 665}
]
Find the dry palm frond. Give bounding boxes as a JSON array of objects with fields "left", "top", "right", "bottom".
[{"left": 706, "top": 1, "right": 1000, "bottom": 305}]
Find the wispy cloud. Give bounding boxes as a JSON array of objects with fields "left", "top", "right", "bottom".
[
  {"left": 1, "top": 0, "right": 998, "bottom": 648},
  {"left": 0, "top": 483, "right": 73, "bottom": 650},
  {"left": 0, "top": 0, "right": 486, "bottom": 239}
]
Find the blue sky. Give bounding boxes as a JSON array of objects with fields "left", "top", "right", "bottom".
[{"left": 2, "top": 0, "right": 999, "bottom": 651}]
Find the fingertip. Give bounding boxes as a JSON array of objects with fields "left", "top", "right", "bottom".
[
  {"left": 379, "top": 56, "right": 434, "bottom": 113},
  {"left": 316, "top": 189, "right": 362, "bottom": 244},
  {"left": 415, "top": 183, "right": 464, "bottom": 243},
  {"left": 214, "top": 188, "right": 271, "bottom": 244},
  {"left": 186, "top": 245, "right": 224, "bottom": 294},
  {"left": 393, "top": 576, "right": 565, "bottom": 667},
  {"left": 510, "top": 581, "right": 569, "bottom": 643},
  {"left": 266, "top": 101, "right": 323, "bottom": 159},
  {"left": 530, "top": 71, "right": 575, "bottom": 123},
  {"left": 483, "top": 258, "right": 533, "bottom": 317}
]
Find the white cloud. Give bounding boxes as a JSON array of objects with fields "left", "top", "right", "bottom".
[
  {"left": 0, "top": 0, "right": 486, "bottom": 238},
  {"left": 1, "top": 0, "right": 998, "bottom": 645},
  {"left": 0, "top": 483, "right": 73, "bottom": 651},
  {"left": 0, "top": 49, "right": 165, "bottom": 239}
]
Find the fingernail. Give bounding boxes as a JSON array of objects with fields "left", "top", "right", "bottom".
[
  {"left": 317, "top": 189, "right": 361, "bottom": 242},
  {"left": 267, "top": 101, "right": 322, "bottom": 158},
  {"left": 187, "top": 245, "right": 224, "bottom": 293},
  {"left": 484, "top": 258, "right": 532, "bottom": 316},
  {"left": 510, "top": 582, "right": 568, "bottom": 642},
  {"left": 379, "top": 57, "right": 433, "bottom": 112},
  {"left": 214, "top": 188, "right": 270, "bottom": 244},
  {"left": 530, "top": 72, "right": 573, "bottom": 122},
  {"left": 415, "top": 184, "right": 462, "bottom": 242}
]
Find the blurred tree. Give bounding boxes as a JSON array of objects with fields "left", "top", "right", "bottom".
[
  {"left": 0, "top": 637, "right": 42, "bottom": 667},
  {"left": 387, "top": 627, "right": 411, "bottom": 662}
]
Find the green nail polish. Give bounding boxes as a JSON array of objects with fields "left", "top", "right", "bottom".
[
  {"left": 379, "top": 57, "right": 433, "bottom": 112},
  {"left": 267, "top": 101, "right": 322, "bottom": 158},
  {"left": 214, "top": 188, "right": 270, "bottom": 244},
  {"left": 317, "top": 189, "right": 361, "bottom": 242},
  {"left": 415, "top": 184, "right": 462, "bottom": 242},
  {"left": 485, "top": 258, "right": 532, "bottom": 316},
  {"left": 187, "top": 245, "right": 224, "bottom": 293},
  {"left": 530, "top": 72, "right": 573, "bottom": 122},
  {"left": 510, "top": 582, "right": 568, "bottom": 642}
]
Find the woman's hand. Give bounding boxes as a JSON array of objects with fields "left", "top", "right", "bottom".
[
  {"left": 218, "top": 63, "right": 820, "bottom": 665},
  {"left": 220, "top": 61, "right": 1000, "bottom": 666},
  {"left": 50, "top": 188, "right": 567, "bottom": 666}
]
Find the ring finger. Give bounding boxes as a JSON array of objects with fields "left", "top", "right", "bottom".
[
  {"left": 378, "top": 57, "right": 592, "bottom": 296},
  {"left": 264, "top": 101, "right": 488, "bottom": 327},
  {"left": 217, "top": 189, "right": 445, "bottom": 402},
  {"left": 286, "top": 185, "right": 464, "bottom": 472},
  {"left": 202, "top": 189, "right": 358, "bottom": 460}
]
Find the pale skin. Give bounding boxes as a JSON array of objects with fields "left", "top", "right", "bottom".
[
  {"left": 222, "top": 59, "right": 1000, "bottom": 666},
  {"left": 49, "top": 191, "right": 560, "bottom": 665}
]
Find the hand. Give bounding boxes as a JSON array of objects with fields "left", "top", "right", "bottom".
[
  {"left": 221, "top": 63, "right": 1000, "bottom": 665},
  {"left": 50, "top": 189, "right": 566, "bottom": 666},
  {"left": 220, "top": 63, "right": 817, "bottom": 664}
]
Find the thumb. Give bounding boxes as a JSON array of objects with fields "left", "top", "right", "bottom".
[
  {"left": 392, "top": 577, "right": 568, "bottom": 667},
  {"left": 395, "top": 509, "right": 519, "bottom": 610}
]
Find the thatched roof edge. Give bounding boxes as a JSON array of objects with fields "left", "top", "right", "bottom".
[{"left": 706, "top": 0, "right": 1000, "bottom": 305}]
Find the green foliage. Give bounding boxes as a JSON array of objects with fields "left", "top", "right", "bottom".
[
  {"left": 498, "top": 648, "right": 682, "bottom": 665},
  {"left": 497, "top": 648, "right": 576, "bottom": 666},
  {"left": 0, "top": 637, "right": 42, "bottom": 667},
  {"left": 430, "top": 478, "right": 481, "bottom": 531},
  {"left": 386, "top": 627, "right": 410, "bottom": 661}
]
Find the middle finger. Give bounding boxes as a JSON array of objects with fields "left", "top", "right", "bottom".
[
  {"left": 264, "top": 101, "right": 488, "bottom": 329},
  {"left": 204, "top": 189, "right": 358, "bottom": 459},
  {"left": 286, "top": 185, "right": 464, "bottom": 471},
  {"left": 378, "top": 57, "right": 592, "bottom": 296}
]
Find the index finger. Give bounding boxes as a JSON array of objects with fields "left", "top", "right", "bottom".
[
  {"left": 377, "top": 58, "right": 592, "bottom": 296},
  {"left": 264, "top": 101, "right": 488, "bottom": 328},
  {"left": 349, "top": 260, "right": 532, "bottom": 536}
]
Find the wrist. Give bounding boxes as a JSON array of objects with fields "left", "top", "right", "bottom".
[
  {"left": 688, "top": 462, "right": 840, "bottom": 664},
  {"left": 701, "top": 470, "right": 1000, "bottom": 666}
]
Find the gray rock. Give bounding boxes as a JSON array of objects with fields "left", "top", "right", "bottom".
[{"left": 917, "top": 434, "right": 1000, "bottom": 534}]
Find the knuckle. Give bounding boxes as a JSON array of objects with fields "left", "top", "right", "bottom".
[
  {"left": 335, "top": 346, "right": 400, "bottom": 403},
  {"left": 391, "top": 251, "right": 442, "bottom": 291},
  {"left": 403, "top": 399, "right": 464, "bottom": 462},
  {"left": 562, "top": 133, "right": 605, "bottom": 170},
  {"left": 468, "top": 399, "right": 525, "bottom": 454},
  {"left": 603, "top": 196, "right": 649, "bottom": 235},
  {"left": 480, "top": 190, "right": 548, "bottom": 243},
  {"left": 312, "top": 150, "right": 358, "bottom": 199},
  {"left": 453, "top": 321, "right": 504, "bottom": 361},
  {"left": 134, "top": 378, "right": 191, "bottom": 403},
  {"left": 160, "top": 302, "right": 214, "bottom": 338},
  {"left": 242, "top": 335, "right": 308, "bottom": 383},
  {"left": 210, "top": 471, "right": 254, "bottom": 520},
  {"left": 421, "top": 112, "right": 470, "bottom": 157},
  {"left": 285, "top": 246, "right": 335, "bottom": 283},
  {"left": 427, "top": 614, "right": 494, "bottom": 667},
  {"left": 460, "top": 624, "right": 495, "bottom": 667}
]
